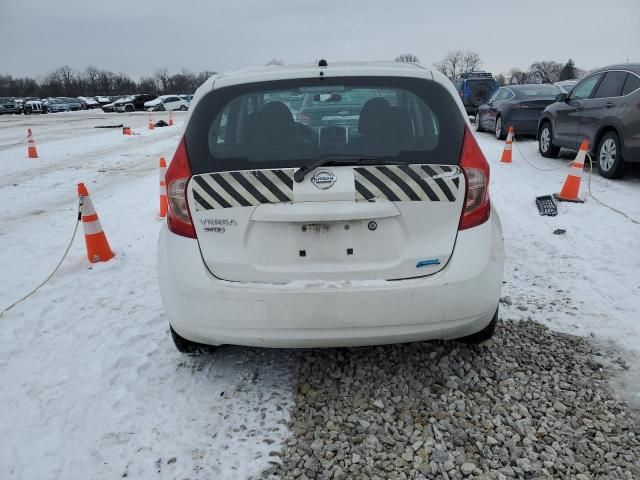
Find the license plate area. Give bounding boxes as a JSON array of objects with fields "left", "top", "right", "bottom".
[{"left": 296, "top": 221, "right": 366, "bottom": 261}]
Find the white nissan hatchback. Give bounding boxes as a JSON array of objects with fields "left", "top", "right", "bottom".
[{"left": 158, "top": 61, "right": 504, "bottom": 353}]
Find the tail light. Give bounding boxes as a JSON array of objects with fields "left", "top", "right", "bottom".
[
  {"left": 459, "top": 127, "right": 490, "bottom": 230},
  {"left": 166, "top": 137, "right": 196, "bottom": 238}
]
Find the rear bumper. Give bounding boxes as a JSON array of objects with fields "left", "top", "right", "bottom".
[
  {"left": 505, "top": 116, "right": 540, "bottom": 135},
  {"left": 158, "top": 210, "right": 504, "bottom": 348}
]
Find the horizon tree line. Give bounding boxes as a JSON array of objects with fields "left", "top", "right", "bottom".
[
  {"left": 0, "top": 56, "right": 587, "bottom": 98},
  {"left": 0, "top": 66, "right": 216, "bottom": 98}
]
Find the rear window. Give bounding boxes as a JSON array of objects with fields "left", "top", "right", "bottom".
[
  {"left": 622, "top": 73, "right": 640, "bottom": 95},
  {"left": 185, "top": 76, "right": 465, "bottom": 174},
  {"left": 465, "top": 79, "right": 497, "bottom": 88},
  {"left": 593, "top": 71, "right": 628, "bottom": 98},
  {"left": 514, "top": 85, "right": 560, "bottom": 97}
]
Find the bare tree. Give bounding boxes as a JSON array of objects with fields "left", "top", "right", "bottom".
[
  {"left": 434, "top": 50, "right": 481, "bottom": 79},
  {"left": 395, "top": 53, "right": 419, "bottom": 63},
  {"left": 154, "top": 68, "right": 170, "bottom": 93},
  {"left": 266, "top": 58, "right": 284, "bottom": 66},
  {"left": 508, "top": 68, "right": 529, "bottom": 85},
  {"left": 529, "top": 61, "right": 563, "bottom": 84},
  {"left": 461, "top": 51, "right": 482, "bottom": 74},
  {"left": 84, "top": 66, "right": 100, "bottom": 95},
  {"left": 434, "top": 50, "right": 463, "bottom": 79},
  {"left": 495, "top": 73, "right": 507, "bottom": 86}
]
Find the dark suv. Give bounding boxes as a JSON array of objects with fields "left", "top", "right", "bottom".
[
  {"left": 453, "top": 72, "right": 499, "bottom": 116},
  {"left": 538, "top": 63, "right": 640, "bottom": 178},
  {"left": 114, "top": 94, "right": 157, "bottom": 112}
]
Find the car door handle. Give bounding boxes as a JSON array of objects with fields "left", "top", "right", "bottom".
[{"left": 605, "top": 102, "right": 614, "bottom": 108}]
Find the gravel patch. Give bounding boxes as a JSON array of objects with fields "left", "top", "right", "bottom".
[{"left": 260, "top": 320, "right": 640, "bottom": 479}]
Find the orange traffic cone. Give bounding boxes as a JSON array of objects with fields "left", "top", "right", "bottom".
[
  {"left": 159, "top": 157, "right": 168, "bottom": 217},
  {"left": 123, "top": 126, "right": 131, "bottom": 135},
  {"left": 554, "top": 140, "right": 588, "bottom": 203},
  {"left": 168, "top": 110, "right": 174, "bottom": 126},
  {"left": 27, "top": 128, "right": 38, "bottom": 158},
  {"left": 148, "top": 112, "right": 154, "bottom": 130},
  {"left": 77, "top": 183, "right": 115, "bottom": 263},
  {"left": 500, "top": 127, "right": 514, "bottom": 163}
]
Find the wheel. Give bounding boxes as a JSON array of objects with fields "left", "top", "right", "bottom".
[
  {"left": 597, "top": 131, "right": 625, "bottom": 179},
  {"left": 170, "top": 325, "right": 216, "bottom": 354},
  {"left": 125, "top": 104, "right": 134, "bottom": 112},
  {"left": 538, "top": 121, "right": 560, "bottom": 158},
  {"left": 458, "top": 308, "right": 498, "bottom": 344},
  {"left": 179, "top": 105, "right": 187, "bottom": 111},
  {"left": 158, "top": 104, "right": 165, "bottom": 111},
  {"left": 495, "top": 116, "right": 506, "bottom": 140},
  {"left": 475, "top": 111, "right": 484, "bottom": 132}
]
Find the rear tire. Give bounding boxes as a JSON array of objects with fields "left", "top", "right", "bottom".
[
  {"left": 538, "top": 121, "right": 560, "bottom": 158},
  {"left": 179, "top": 105, "right": 187, "bottom": 111},
  {"left": 597, "top": 131, "right": 625, "bottom": 179},
  {"left": 170, "top": 325, "right": 217, "bottom": 354},
  {"left": 495, "top": 116, "right": 506, "bottom": 140},
  {"left": 458, "top": 308, "right": 498, "bottom": 344},
  {"left": 125, "top": 104, "right": 134, "bottom": 113},
  {"left": 475, "top": 112, "right": 484, "bottom": 132}
]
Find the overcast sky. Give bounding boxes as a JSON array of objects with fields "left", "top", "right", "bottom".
[{"left": 1, "top": 0, "right": 638, "bottom": 79}]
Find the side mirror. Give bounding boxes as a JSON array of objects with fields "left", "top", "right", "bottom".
[{"left": 555, "top": 93, "right": 568, "bottom": 103}]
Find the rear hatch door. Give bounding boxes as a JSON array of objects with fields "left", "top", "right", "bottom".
[{"left": 188, "top": 164, "right": 464, "bottom": 283}]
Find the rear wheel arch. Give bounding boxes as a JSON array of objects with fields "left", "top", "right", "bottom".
[
  {"left": 596, "top": 129, "right": 625, "bottom": 179},
  {"left": 593, "top": 124, "right": 624, "bottom": 155}
]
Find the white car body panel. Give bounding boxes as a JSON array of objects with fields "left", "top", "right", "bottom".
[{"left": 158, "top": 207, "right": 503, "bottom": 347}]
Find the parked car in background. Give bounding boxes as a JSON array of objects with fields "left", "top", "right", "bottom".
[
  {"left": 538, "top": 63, "right": 640, "bottom": 178},
  {"left": 60, "top": 97, "right": 83, "bottom": 111},
  {"left": 101, "top": 96, "right": 129, "bottom": 112},
  {"left": 45, "top": 98, "right": 71, "bottom": 113},
  {"left": 555, "top": 79, "right": 578, "bottom": 94},
  {"left": 144, "top": 95, "right": 189, "bottom": 111},
  {"left": 158, "top": 61, "right": 504, "bottom": 353},
  {"left": 296, "top": 88, "right": 396, "bottom": 133},
  {"left": 78, "top": 96, "right": 101, "bottom": 109},
  {"left": 23, "top": 98, "right": 46, "bottom": 114},
  {"left": 96, "top": 96, "right": 113, "bottom": 106},
  {"left": 476, "top": 84, "right": 561, "bottom": 139},
  {"left": 453, "top": 72, "right": 499, "bottom": 116},
  {"left": 179, "top": 94, "right": 194, "bottom": 107},
  {"left": 114, "top": 94, "right": 157, "bottom": 112},
  {"left": 0, "top": 97, "right": 20, "bottom": 114}
]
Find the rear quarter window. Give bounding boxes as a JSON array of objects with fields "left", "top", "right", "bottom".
[
  {"left": 622, "top": 73, "right": 640, "bottom": 95},
  {"left": 185, "top": 76, "right": 466, "bottom": 175}
]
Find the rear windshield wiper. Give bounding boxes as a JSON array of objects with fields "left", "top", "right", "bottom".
[{"left": 294, "top": 155, "right": 404, "bottom": 183}]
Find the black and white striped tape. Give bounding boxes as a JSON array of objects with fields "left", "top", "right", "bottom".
[
  {"left": 191, "top": 165, "right": 460, "bottom": 210},
  {"left": 354, "top": 165, "right": 460, "bottom": 203},
  {"left": 192, "top": 169, "right": 294, "bottom": 210}
]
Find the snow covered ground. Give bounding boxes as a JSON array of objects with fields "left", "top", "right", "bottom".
[
  {"left": 0, "top": 112, "right": 293, "bottom": 479},
  {"left": 0, "top": 112, "right": 639, "bottom": 478}
]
